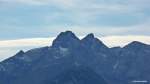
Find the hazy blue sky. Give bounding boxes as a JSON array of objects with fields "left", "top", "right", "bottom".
[{"left": 0, "top": 0, "right": 150, "bottom": 40}]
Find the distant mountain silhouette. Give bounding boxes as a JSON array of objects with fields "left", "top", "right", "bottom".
[{"left": 0, "top": 31, "right": 150, "bottom": 84}]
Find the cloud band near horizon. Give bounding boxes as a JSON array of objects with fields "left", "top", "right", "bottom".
[{"left": 0, "top": 35, "right": 150, "bottom": 61}]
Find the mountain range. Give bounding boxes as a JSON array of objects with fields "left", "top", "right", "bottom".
[{"left": 0, "top": 31, "right": 150, "bottom": 84}]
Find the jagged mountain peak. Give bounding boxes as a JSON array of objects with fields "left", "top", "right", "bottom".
[
  {"left": 15, "top": 50, "right": 25, "bottom": 56},
  {"left": 129, "top": 41, "right": 148, "bottom": 46},
  {"left": 58, "top": 31, "right": 76, "bottom": 38},
  {"left": 82, "top": 33, "right": 95, "bottom": 41},
  {"left": 52, "top": 31, "right": 80, "bottom": 48},
  {"left": 81, "top": 34, "right": 108, "bottom": 50},
  {"left": 54, "top": 31, "right": 78, "bottom": 40},
  {"left": 124, "top": 41, "right": 149, "bottom": 49},
  {"left": 81, "top": 33, "right": 103, "bottom": 44},
  {"left": 84, "top": 33, "right": 95, "bottom": 39}
]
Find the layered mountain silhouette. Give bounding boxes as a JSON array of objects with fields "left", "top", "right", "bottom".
[{"left": 0, "top": 31, "right": 150, "bottom": 84}]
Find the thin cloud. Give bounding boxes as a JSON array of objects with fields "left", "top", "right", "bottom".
[
  {"left": 0, "top": 36, "right": 150, "bottom": 61},
  {"left": 0, "top": 38, "right": 53, "bottom": 61},
  {"left": 0, "top": 38, "right": 53, "bottom": 48},
  {"left": 101, "top": 36, "right": 150, "bottom": 47}
]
